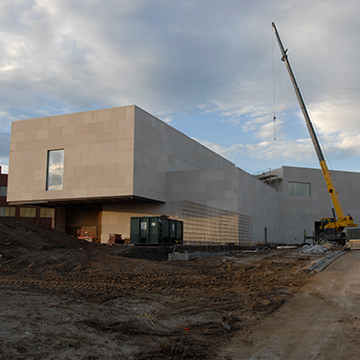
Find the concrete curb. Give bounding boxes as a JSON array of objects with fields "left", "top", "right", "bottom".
[{"left": 307, "top": 250, "right": 347, "bottom": 272}]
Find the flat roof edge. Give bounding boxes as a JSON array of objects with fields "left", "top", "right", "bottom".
[{"left": 9, "top": 195, "right": 165, "bottom": 207}]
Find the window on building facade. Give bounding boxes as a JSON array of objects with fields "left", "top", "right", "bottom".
[
  {"left": 46, "top": 149, "right": 64, "bottom": 191},
  {"left": 40, "top": 208, "right": 54, "bottom": 218},
  {"left": 0, "top": 207, "right": 15, "bottom": 217},
  {"left": 5, "top": 207, "right": 16, "bottom": 217},
  {"left": 288, "top": 182, "right": 311, "bottom": 196},
  {"left": 20, "top": 207, "right": 36, "bottom": 218},
  {"left": 0, "top": 186, "right": 7, "bottom": 197}
]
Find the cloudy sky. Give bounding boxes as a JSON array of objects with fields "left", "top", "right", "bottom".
[{"left": 1, "top": 0, "right": 360, "bottom": 175}]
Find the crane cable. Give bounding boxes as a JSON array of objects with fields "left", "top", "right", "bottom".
[{"left": 272, "top": 26, "right": 276, "bottom": 141}]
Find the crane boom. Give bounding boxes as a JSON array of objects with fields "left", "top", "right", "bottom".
[{"left": 272, "top": 22, "right": 357, "bottom": 232}]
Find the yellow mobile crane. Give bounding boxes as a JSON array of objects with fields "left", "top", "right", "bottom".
[{"left": 272, "top": 22, "right": 357, "bottom": 244}]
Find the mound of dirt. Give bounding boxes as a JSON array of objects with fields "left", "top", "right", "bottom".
[{"left": 0, "top": 217, "right": 91, "bottom": 253}]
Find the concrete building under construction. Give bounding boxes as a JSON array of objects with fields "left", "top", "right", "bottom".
[{"left": 6, "top": 105, "right": 360, "bottom": 244}]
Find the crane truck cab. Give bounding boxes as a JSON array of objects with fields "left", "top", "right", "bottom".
[
  {"left": 319, "top": 217, "right": 336, "bottom": 231},
  {"left": 321, "top": 215, "right": 356, "bottom": 232}
]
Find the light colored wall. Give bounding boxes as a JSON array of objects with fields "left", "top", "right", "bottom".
[
  {"left": 101, "top": 167, "right": 241, "bottom": 244},
  {"left": 102, "top": 166, "right": 279, "bottom": 245},
  {"left": 274, "top": 166, "right": 360, "bottom": 244},
  {"left": 8, "top": 106, "right": 136, "bottom": 203},
  {"left": 101, "top": 203, "right": 167, "bottom": 243},
  {"left": 133, "top": 106, "right": 234, "bottom": 201},
  {"left": 101, "top": 167, "right": 243, "bottom": 244},
  {"left": 236, "top": 168, "right": 278, "bottom": 244},
  {"left": 167, "top": 167, "right": 238, "bottom": 208},
  {"left": 8, "top": 105, "right": 234, "bottom": 205},
  {"left": 166, "top": 167, "right": 278, "bottom": 243}
]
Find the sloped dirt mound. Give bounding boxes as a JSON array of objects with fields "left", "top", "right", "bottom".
[
  {"left": 0, "top": 217, "right": 90, "bottom": 254},
  {"left": 0, "top": 218, "right": 172, "bottom": 278}
]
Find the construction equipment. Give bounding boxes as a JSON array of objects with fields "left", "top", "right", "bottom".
[{"left": 272, "top": 22, "right": 358, "bottom": 244}]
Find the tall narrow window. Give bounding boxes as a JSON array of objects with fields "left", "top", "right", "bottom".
[
  {"left": 46, "top": 149, "right": 64, "bottom": 191},
  {"left": 0, "top": 186, "right": 7, "bottom": 196}
]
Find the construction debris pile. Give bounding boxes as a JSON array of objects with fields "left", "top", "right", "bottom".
[{"left": 298, "top": 244, "right": 328, "bottom": 255}]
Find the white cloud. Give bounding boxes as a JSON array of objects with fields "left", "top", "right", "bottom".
[
  {"left": 1, "top": 1, "right": 360, "bottom": 173},
  {"left": 196, "top": 136, "right": 315, "bottom": 164}
]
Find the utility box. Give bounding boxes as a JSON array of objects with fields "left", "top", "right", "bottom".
[{"left": 130, "top": 216, "right": 183, "bottom": 245}]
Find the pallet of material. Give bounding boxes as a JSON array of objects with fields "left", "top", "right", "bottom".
[
  {"left": 108, "top": 233, "right": 123, "bottom": 245},
  {"left": 348, "top": 239, "right": 360, "bottom": 250}
]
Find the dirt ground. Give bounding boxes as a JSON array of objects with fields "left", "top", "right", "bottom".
[
  {"left": 0, "top": 218, "right": 334, "bottom": 359},
  {"left": 217, "top": 250, "right": 360, "bottom": 360}
]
